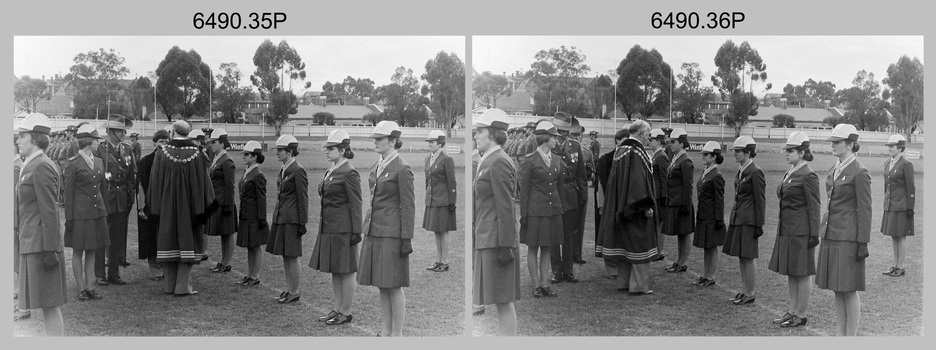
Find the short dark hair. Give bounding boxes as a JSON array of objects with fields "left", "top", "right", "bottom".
[
  {"left": 77, "top": 137, "right": 96, "bottom": 149},
  {"left": 847, "top": 140, "right": 860, "bottom": 153},
  {"left": 488, "top": 128, "right": 507, "bottom": 146},
  {"left": 23, "top": 132, "right": 50, "bottom": 151},
  {"left": 152, "top": 130, "right": 170, "bottom": 143},
  {"left": 534, "top": 134, "right": 553, "bottom": 146},
  {"left": 431, "top": 139, "right": 446, "bottom": 147},
  {"left": 327, "top": 144, "right": 355, "bottom": 160},
  {"left": 737, "top": 147, "right": 757, "bottom": 158},
  {"left": 614, "top": 128, "right": 629, "bottom": 142}
]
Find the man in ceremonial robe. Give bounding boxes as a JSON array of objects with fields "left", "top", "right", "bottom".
[
  {"left": 596, "top": 120, "right": 659, "bottom": 294},
  {"left": 147, "top": 120, "right": 217, "bottom": 296}
]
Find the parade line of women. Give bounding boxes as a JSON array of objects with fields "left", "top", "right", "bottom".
[
  {"left": 471, "top": 108, "right": 915, "bottom": 337},
  {"left": 14, "top": 114, "right": 458, "bottom": 337}
]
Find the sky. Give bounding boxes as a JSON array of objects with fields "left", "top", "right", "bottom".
[
  {"left": 473, "top": 36, "right": 923, "bottom": 96},
  {"left": 13, "top": 36, "right": 465, "bottom": 93}
]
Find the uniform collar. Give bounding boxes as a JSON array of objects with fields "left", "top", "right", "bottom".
[{"left": 22, "top": 149, "right": 43, "bottom": 168}]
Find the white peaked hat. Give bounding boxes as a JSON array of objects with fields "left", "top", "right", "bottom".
[
  {"left": 188, "top": 129, "right": 205, "bottom": 140},
  {"left": 207, "top": 128, "right": 228, "bottom": 142},
  {"left": 75, "top": 124, "right": 103, "bottom": 139},
  {"left": 325, "top": 129, "right": 351, "bottom": 147},
  {"left": 426, "top": 130, "right": 446, "bottom": 142},
  {"left": 700, "top": 141, "right": 722, "bottom": 154},
  {"left": 14, "top": 113, "right": 52, "bottom": 134},
  {"left": 670, "top": 128, "right": 689, "bottom": 140},
  {"left": 275, "top": 134, "right": 299, "bottom": 148},
  {"left": 783, "top": 132, "right": 810, "bottom": 150},
  {"left": 473, "top": 108, "right": 509, "bottom": 130},
  {"left": 650, "top": 128, "right": 666, "bottom": 141},
  {"left": 884, "top": 134, "right": 906, "bottom": 146},
  {"left": 533, "top": 121, "right": 561, "bottom": 136},
  {"left": 732, "top": 135, "right": 756, "bottom": 150},
  {"left": 370, "top": 120, "right": 402, "bottom": 138},
  {"left": 242, "top": 140, "right": 263, "bottom": 153},
  {"left": 826, "top": 123, "right": 859, "bottom": 142}
]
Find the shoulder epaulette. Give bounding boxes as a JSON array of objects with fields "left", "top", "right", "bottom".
[{"left": 524, "top": 152, "right": 535, "bottom": 158}]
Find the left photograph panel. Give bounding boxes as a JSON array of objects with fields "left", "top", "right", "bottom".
[{"left": 12, "top": 36, "right": 467, "bottom": 337}]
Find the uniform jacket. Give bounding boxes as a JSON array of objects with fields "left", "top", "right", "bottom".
[
  {"left": 424, "top": 151, "right": 457, "bottom": 207},
  {"left": 596, "top": 149, "right": 615, "bottom": 191},
  {"left": 589, "top": 139, "right": 601, "bottom": 161},
  {"left": 777, "top": 164, "right": 821, "bottom": 237},
  {"left": 131, "top": 141, "right": 143, "bottom": 163},
  {"left": 519, "top": 149, "right": 565, "bottom": 218},
  {"left": 696, "top": 166, "right": 725, "bottom": 222},
  {"left": 555, "top": 138, "right": 587, "bottom": 210},
  {"left": 15, "top": 152, "right": 62, "bottom": 254},
  {"left": 363, "top": 155, "right": 415, "bottom": 239},
  {"left": 272, "top": 160, "right": 309, "bottom": 225},
  {"left": 319, "top": 161, "right": 362, "bottom": 234},
  {"left": 651, "top": 149, "right": 670, "bottom": 201},
  {"left": 664, "top": 152, "right": 694, "bottom": 207},
  {"left": 64, "top": 153, "right": 108, "bottom": 221},
  {"left": 883, "top": 156, "right": 915, "bottom": 212},
  {"left": 474, "top": 147, "right": 518, "bottom": 249},
  {"left": 820, "top": 159, "right": 872, "bottom": 243},
  {"left": 207, "top": 152, "right": 238, "bottom": 234},
  {"left": 729, "top": 162, "right": 766, "bottom": 226},
  {"left": 239, "top": 166, "right": 267, "bottom": 221},
  {"left": 96, "top": 138, "right": 136, "bottom": 214}
]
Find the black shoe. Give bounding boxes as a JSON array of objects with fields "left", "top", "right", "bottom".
[
  {"left": 119, "top": 259, "right": 131, "bottom": 267},
  {"left": 700, "top": 278, "right": 716, "bottom": 287},
  {"left": 200, "top": 254, "right": 209, "bottom": 262},
  {"left": 543, "top": 286, "right": 558, "bottom": 297},
  {"left": 564, "top": 273, "right": 579, "bottom": 283},
  {"left": 150, "top": 275, "right": 165, "bottom": 281},
  {"left": 692, "top": 277, "right": 705, "bottom": 285},
  {"left": 427, "top": 262, "right": 441, "bottom": 271},
  {"left": 891, "top": 268, "right": 906, "bottom": 277},
  {"left": 236, "top": 276, "right": 250, "bottom": 285},
  {"left": 665, "top": 262, "right": 679, "bottom": 271},
  {"left": 574, "top": 258, "right": 587, "bottom": 264},
  {"left": 13, "top": 309, "right": 31, "bottom": 321},
  {"left": 629, "top": 290, "right": 654, "bottom": 296},
  {"left": 666, "top": 264, "right": 687, "bottom": 273},
  {"left": 278, "top": 293, "right": 300, "bottom": 304},
  {"left": 326, "top": 313, "right": 352, "bottom": 325},
  {"left": 472, "top": 306, "right": 485, "bottom": 315},
  {"left": 653, "top": 254, "right": 665, "bottom": 261},
  {"left": 96, "top": 277, "right": 110, "bottom": 286},
  {"left": 549, "top": 275, "right": 563, "bottom": 284},
  {"left": 616, "top": 287, "right": 630, "bottom": 292},
  {"left": 107, "top": 277, "right": 127, "bottom": 285},
  {"left": 773, "top": 312, "right": 794, "bottom": 324},
  {"left": 532, "top": 287, "right": 544, "bottom": 298},
  {"left": 318, "top": 310, "right": 339, "bottom": 322},
  {"left": 78, "top": 290, "right": 91, "bottom": 301},
  {"left": 781, "top": 315, "right": 807, "bottom": 328},
  {"left": 605, "top": 274, "right": 618, "bottom": 280},
  {"left": 89, "top": 290, "right": 103, "bottom": 300},
  {"left": 275, "top": 291, "right": 288, "bottom": 301},
  {"left": 734, "top": 294, "right": 755, "bottom": 305},
  {"left": 729, "top": 293, "right": 745, "bottom": 302},
  {"left": 433, "top": 263, "right": 450, "bottom": 272},
  {"left": 244, "top": 278, "right": 260, "bottom": 286}
]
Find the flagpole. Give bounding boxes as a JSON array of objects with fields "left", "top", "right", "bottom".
[
  {"left": 668, "top": 69, "right": 673, "bottom": 129},
  {"left": 209, "top": 67, "right": 213, "bottom": 129}
]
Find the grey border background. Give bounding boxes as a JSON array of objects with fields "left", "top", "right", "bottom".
[{"left": 5, "top": 0, "right": 931, "bottom": 345}]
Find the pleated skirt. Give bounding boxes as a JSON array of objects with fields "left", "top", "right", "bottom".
[
  {"left": 662, "top": 205, "right": 694, "bottom": 236},
  {"left": 768, "top": 235, "right": 816, "bottom": 276},
  {"left": 722, "top": 225, "right": 759, "bottom": 259},
  {"left": 881, "top": 211, "right": 914, "bottom": 237},
  {"left": 357, "top": 236, "right": 409, "bottom": 288},
  {"left": 692, "top": 219, "right": 725, "bottom": 249},
  {"left": 815, "top": 239, "right": 865, "bottom": 292},
  {"left": 237, "top": 219, "right": 269, "bottom": 248},
  {"left": 65, "top": 217, "right": 110, "bottom": 251},
  {"left": 472, "top": 248, "right": 521, "bottom": 305},
  {"left": 310, "top": 232, "right": 358, "bottom": 274},
  {"left": 520, "top": 215, "right": 563, "bottom": 247},
  {"left": 17, "top": 252, "right": 67, "bottom": 309},
  {"left": 422, "top": 206, "right": 457, "bottom": 232},
  {"left": 265, "top": 223, "right": 302, "bottom": 257}
]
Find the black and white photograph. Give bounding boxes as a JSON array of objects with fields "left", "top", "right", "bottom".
[
  {"left": 470, "top": 36, "right": 924, "bottom": 336},
  {"left": 13, "top": 35, "right": 467, "bottom": 336}
]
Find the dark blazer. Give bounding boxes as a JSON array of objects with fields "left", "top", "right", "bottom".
[
  {"left": 209, "top": 152, "right": 237, "bottom": 211},
  {"left": 239, "top": 166, "right": 267, "bottom": 221},
  {"left": 555, "top": 139, "right": 587, "bottom": 210},
  {"left": 319, "top": 162, "right": 362, "bottom": 234},
  {"left": 696, "top": 166, "right": 725, "bottom": 222},
  {"left": 96, "top": 139, "right": 136, "bottom": 214},
  {"left": 64, "top": 153, "right": 108, "bottom": 221},
  {"left": 729, "top": 162, "right": 766, "bottom": 226},
  {"left": 596, "top": 149, "right": 614, "bottom": 191},
  {"left": 15, "top": 152, "right": 62, "bottom": 254},
  {"left": 474, "top": 147, "right": 517, "bottom": 249},
  {"left": 883, "top": 156, "right": 915, "bottom": 212},
  {"left": 272, "top": 160, "right": 309, "bottom": 225},
  {"left": 425, "top": 151, "right": 457, "bottom": 207},
  {"left": 820, "top": 159, "right": 872, "bottom": 243},
  {"left": 665, "top": 152, "right": 694, "bottom": 207},
  {"left": 519, "top": 150, "right": 565, "bottom": 218},
  {"left": 777, "top": 164, "right": 821, "bottom": 237},
  {"left": 651, "top": 149, "right": 670, "bottom": 202},
  {"left": 363, "top": 155, "right": 415, "bottom": 239}
]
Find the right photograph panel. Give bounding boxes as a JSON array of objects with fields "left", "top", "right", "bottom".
[{"left": 470, "top": 36, "right": 924, "bottom": 336}]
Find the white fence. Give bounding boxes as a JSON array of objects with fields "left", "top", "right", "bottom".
[
  {"left": 14, "top": 118, "right": 467, "bottom": 139},
  {"left": 479, "top": 113, "right": 924, "bottom": 144}
]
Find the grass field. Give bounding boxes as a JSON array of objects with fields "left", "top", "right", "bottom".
[
  {"left": 472, "top": 152, "right": 924, "bottom": 336},
  {"left": 14, "top": 150, "right": 466, "bottom": 337}
]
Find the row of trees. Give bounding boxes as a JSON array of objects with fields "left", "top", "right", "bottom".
[
  {"left": 472, "top": 40, "right": 923, "bottom": 138},
  {"left": 15, "top": 40, "right": 465, "bottom": 137}
]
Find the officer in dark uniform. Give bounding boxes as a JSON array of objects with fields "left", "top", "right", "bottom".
[
  {"left": 588, "top": 131, "right": 601, "bottom": 168},
  {"left": 572, "top": 126, "right": 592, "bottom": 265},
  {"left": 94, "top": 114, "right": 136, "bottom": 286},
  {"left": 549, "top": 112, "right": 587, "bottom": 283},
  {"left": 129, "top": 133, "right": 142, "bottom": 165}
]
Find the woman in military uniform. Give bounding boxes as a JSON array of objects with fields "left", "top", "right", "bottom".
[
  {"left": 237, "top": 141, "right": 268, "bottom": 286},
  {"left": 422, "top": 130, "right": 457, "bottom": 272},
  {"left": 723, "top": 136, "right": 765, "bottom": 306},
  {"left": 205, "top": 129, "right": 238, "bottom": 273},
  {"left": 881, "top": 134, "right": 915, "bottom": 277},
  {"left": 662, "top": 128, "right": 695, "bottom": 273},
  {"left": 693, "top": 141, "right": 725, "bottom": 287},
  {"left": 266, "top": 134, "right": 308, "bottom": 304}
]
